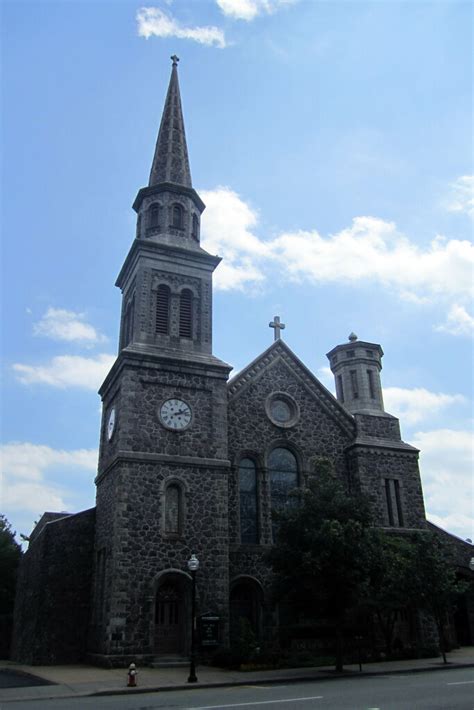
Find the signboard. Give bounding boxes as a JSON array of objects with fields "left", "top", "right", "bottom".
[{"left": 199, "top": 615, "right": 219, "bottom": 647}]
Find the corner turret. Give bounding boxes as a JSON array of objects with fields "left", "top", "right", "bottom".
[{"left": 326, "top": 333, "right": 385, "bottom": 415}]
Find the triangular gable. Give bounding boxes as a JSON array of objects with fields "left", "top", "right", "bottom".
[{"left": 228, "top": 339, "right": 356, "bottom": 438}]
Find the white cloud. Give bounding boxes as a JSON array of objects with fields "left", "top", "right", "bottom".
[
  {"left": 216, "top": 0, "right": 297, "bottom": 21},
  {"left": 445, "top": 175, "right": 474, "bottom": 217},
  {"left": 33, "top": 307, "right": 106, "bottom": 344},
  {"left": 13, "top": 353, "right": 115, "bottom": 390},
  {"left": 271, "top": 220, "right": 473, "bottom": 300},
  {"left": 435, "top": 303, "right": 474, "bottom": 337},
  {"left": 384, "top": 387, "right": 466, "bottom": 425},
  {"left": 412, "top": 429, "right": 474, "bottom": 541},
  {"left": 1, "top": 442, "right": 97, "bottom": 481},
  {"left": 137, "top": 7, "right": 226, "bottom": 48},
  {"left": 200, "top": 188, "right": 474, "bottom": 318},
  {"left": 201, "top": 186, "right": 269, "bottom": 290},
  {"left": 0, "top": 442, "right": 98, "bottom": 516}
]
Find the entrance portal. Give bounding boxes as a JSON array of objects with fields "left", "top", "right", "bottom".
[{"left": 154, "top": 581, "right": 185, "bottom": 654}]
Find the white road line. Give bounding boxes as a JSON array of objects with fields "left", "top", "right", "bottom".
[
  {"left": 447, "top": 680, "right": 474, "bottom": 686},
  {"left": 186, "top": 696, "right": 323, "bottom": 709}
]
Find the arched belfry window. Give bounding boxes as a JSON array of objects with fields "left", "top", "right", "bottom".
[
  {"left": 165, "top": 483, "right": 182, "bottom": 535},
  {"left": 179, "top": 289, "right": 193, "bottom": 338},
  {"left": 148, "top": 203, "right": 160, "bottom": 228},
  {"left": 122, "top": 293, "right": 135, "bottom": 348},
  {"left": 268, "top": 448, "right": 298, "bottom": 540},
  {"left": 156, "top": 284, "right": 170, "bottom": 335},
  {"left": 239, "top": 458, "right": 258, "bottom": 544},
  {"left": 192, "top": 214, "right": 199, "bottom": 239},
  {"left": 172, "top": 203, "right": 184, "bottom": 229}
]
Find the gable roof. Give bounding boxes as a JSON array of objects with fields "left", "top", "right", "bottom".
[{"left": 228, "top": 339, "right": 356, "bottom": 438}]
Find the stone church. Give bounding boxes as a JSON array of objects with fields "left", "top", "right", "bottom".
[{"left": 12, "top": 58, "right": 473, "bottom": 666}]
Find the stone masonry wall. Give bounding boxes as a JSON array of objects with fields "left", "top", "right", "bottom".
[
  {"left": 93, "top": 460, "right": 229, "bottom": 657},
  {"left": 227, "top": 353, "right": 355, "bottom": 587},
  {"left": 11, "top": 509, "right": 95, "bottom": 664},
  {"left": 346, "top": 446, "right": 426, "bottom": 529}
]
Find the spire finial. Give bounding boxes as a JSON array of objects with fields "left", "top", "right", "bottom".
[{"left": 171, "top": 54, "right": 179, "bottom": 67}]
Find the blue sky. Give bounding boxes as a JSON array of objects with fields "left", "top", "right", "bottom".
[{"left": 2, "top": 0, "right": 473, "bottom": 543}]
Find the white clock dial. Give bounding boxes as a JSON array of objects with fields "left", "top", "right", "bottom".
[
  {"left": 107, "top": 407, "right": 116, "bottom": 441},
  {"left": 160, "top": 398, "right": 192, "bottom": 430}
]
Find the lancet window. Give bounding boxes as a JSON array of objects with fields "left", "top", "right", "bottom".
[
  {"left": 172, "top": 203, "right": 184, "bottom": 229},
  {"left": 239, "top": 458, "right": 258, "bottom": 544},
  {"left": 155, "top": 284, "right": 170, "bottom": 335},
  {"left": 268, "top": 447, "right": 298, "bottom": 540},
  {"left": 164, "top": 483, "right": 183, "bottom": 535},
  {"left": 179, "top": 289, "right": 193, "bottom": 338}
]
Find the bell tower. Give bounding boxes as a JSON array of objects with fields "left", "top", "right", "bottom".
[{"left": 92, "top": 57, "right": 232, "bottom": 664}]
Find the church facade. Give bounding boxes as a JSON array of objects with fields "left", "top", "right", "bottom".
[{"left": 12, "top": 58, "right": 473, "bottom": 666}]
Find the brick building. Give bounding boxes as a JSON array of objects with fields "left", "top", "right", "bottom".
[{"left": 12, "top": 57, "right": 473, "bottom": 666}]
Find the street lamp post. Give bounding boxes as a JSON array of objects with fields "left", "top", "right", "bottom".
[{"left": 187, "top": 553, "right": 199, "bottom": 683}]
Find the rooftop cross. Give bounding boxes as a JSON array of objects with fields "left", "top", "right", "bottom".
[
  {"left": 269, "top": 316, "right": 285, "bottom": 341},
  {"left": 171, "top": 54, "right": 180, "bottom": 66}
]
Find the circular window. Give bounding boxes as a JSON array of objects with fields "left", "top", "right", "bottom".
[{"left": 265, "top": 392, "right": 299, "bottom": 428}]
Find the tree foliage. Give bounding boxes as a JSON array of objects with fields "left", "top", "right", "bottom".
[
  {"left": 268, "top": 463, "right": 467, "bottom": 669},
  {"left": 267, "top": 462, "right": 375, "bottom": 670},
  {"left": 0, "top": 514, "right": 22, "bottom": 615}
]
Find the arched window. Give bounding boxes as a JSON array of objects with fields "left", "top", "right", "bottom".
[
  {"left": 179, "top": 289, "right": 192, "bottom": 338},
  {"left": 155, "top": 284, "right": 170, "bottom": 335},
  {"left": 172, "top": 203, "right": 184, "bottom": 229},
  {"left": 148, "top": 203, "right": 160, "bottom": 228},
  {"left": 268, "top": 448, "right": 298, "bottom": 540},
  {"left": 239, "top": 458, "right": 258, "bottom": 544},
  {"left": 192, "top": 214, "right": 199, "bottom": 239},
  {"left": 122, "top": 293, "right": 135, "bottom": 348},
  {"left": 165, "top": 484, "right": 182, "bottom": 535}
]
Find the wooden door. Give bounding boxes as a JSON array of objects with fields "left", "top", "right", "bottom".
[{"left": 154, "top": 584, "right": 184, "bottom": 654}]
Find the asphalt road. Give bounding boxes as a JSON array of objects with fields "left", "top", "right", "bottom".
[{"left": 3, "top": 668, "right": 474, "bottom": 710}]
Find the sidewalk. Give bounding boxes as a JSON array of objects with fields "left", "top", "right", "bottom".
[{"left": 1, "top": 647, "right": 474, "bottom": 703}]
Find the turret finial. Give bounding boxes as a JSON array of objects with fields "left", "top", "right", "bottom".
[
  {"left": 171, "top": 54, "right": 179, "bottom": 66},
  {"left": 348, "top": 332, "right": 358, "bottom": 342}
]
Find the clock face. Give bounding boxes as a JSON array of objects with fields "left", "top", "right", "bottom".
[
  {"left": 160, "top": 398, "right": 192, "bottom": 430},
  {"left": 107, "top": 407, "right": 116, "bottom": 441}
]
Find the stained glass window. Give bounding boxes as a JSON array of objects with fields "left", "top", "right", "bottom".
[
  {"left": 165, "top": 484, "right": 181, "bottom": 534},
  {"left": 239, "top": 458, "right": 258, "bottom": 544},
  {"left": 268, "top": 448, "right": 298, "bottom": 540}
]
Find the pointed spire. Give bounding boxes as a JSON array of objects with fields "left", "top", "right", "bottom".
[{"left": 149, "top": 55, "right": 192, "bottom": 188}]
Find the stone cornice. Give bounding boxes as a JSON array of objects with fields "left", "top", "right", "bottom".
[
  {"left": 96, "top": 451, "right": 231, "bottom": 484},
  {"left": 346, "top": 437, "right": 419, "bottom": 455},
  {"left": 115, "top": 238, "right": 221, "bottom": 291},
  {"left": 133, "top": 183, "right": 205, "bottom": 213},
  {"left": 99, "top": 347, "right": 231, "bottom": 398}
]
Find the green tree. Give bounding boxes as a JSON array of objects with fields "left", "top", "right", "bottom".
[
  {"left": 408, "top": 532, "right": 467, "bottom": 663},
  {"left": 0, "top": 515, "right": 22, "bottom": 658},
  {"left": 268, "top": 462, "right": 375, "bottom": 671},
  {"left": 366, "top": 532, "right": 416, "bottom": 657}
]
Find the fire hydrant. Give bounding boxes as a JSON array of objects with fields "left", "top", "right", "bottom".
[{"left": 127, "top": 662, "right": 138, "bottom": 687}]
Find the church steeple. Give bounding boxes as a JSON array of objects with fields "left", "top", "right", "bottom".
[
  {"left": 149, "top": 55, "right": 192, "bottom": 188},
  {"left": 117, "top": 57, "right": 222, "bottom": 359}
]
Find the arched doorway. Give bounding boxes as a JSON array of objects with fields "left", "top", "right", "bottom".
[
  {"left": 230, "top": 578, "right": 263, "bottom": 643},
  {"left": 154, "top": 573, "right": 189, "bottom": 655}
]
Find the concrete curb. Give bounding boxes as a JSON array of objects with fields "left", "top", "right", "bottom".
[{"left": 89, "top": 661, "right": 474, "bottom": 697}]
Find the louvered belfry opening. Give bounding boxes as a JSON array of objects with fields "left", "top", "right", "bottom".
[
  {"left": 179, "top": 289, "right": 192, "bottom": 338},
  {"left": 156, "top": 285, "right": 170, "bottom": 334}
]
